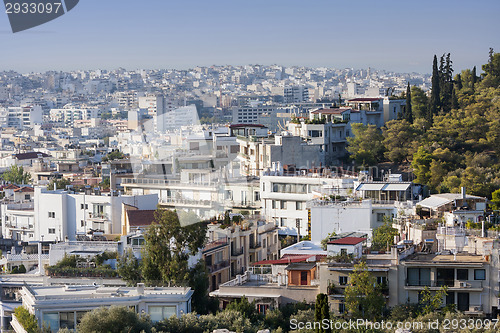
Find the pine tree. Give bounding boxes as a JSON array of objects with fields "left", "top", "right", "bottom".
[
  {"left": 405, "top": 82, "right": 413, "bottom": 123},
  {"left": 429, "top": 55, "right": 440, "bottom": 123}
]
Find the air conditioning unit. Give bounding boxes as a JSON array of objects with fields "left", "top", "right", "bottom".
[
  {"left": 473, "top": 306, "right": 482, "bottom": 312},
  {"left": 459, "top": 282, "right": 467, "bottom": 288}
]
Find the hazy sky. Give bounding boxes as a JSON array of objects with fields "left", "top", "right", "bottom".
[{"left": 0, "top": 0, "right": 499, "bottom": 73}]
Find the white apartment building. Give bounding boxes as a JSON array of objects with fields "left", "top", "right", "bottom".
[
  {"left": 33, "top": 187, "right": 158, "bottom": 242},
  {"left": 0, "top": 106, "right": 42, "bottom": 130},
  {"left": 309, "top": 199, "right": 398, "bottom": 244},
  {"left": 156, "top": 104, "right": 199, "bottom": 133},
  {"left": 238, "top": 134, "right": 323, "bottom": 177},
  {"left": 49, "top": 106, "right": 101, "bottom": 126},
  {"left": 14, "top": 284, "right": 193, "bottom": 332},
  {"left": 260, "top": 174, "right": 355, "bottom": 236}
]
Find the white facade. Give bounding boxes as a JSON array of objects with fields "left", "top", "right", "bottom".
[
  {"left": 260, "top": 175, "right": 355, "bottom": 236},
  {"left": 310, "top": 199, "right": 396, "bottom": 243},
  {"left": 156, "top": 104, "right": 199, "bottom": 132},
  {"left": 17, "top": 284, "right": 193, "bottom": 332},
  {"left": 0, "top": 106, "right": 42, "bottom": 129},
  {"left": 34, "top": 187, "right": 158, "bottom": 242}
]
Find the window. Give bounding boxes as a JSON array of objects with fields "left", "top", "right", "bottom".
[
  {"left": 272, "top": 183, "right": 307, "bottom": 194},
  {"left": 81, "top": 220, "right": 85, "bottom": 227},
  {"left": 272, "top": 200, "right": 276, "bottom": 209},
  {"left": 59, "top": 312, "right": 75, "bottom": 329},
  {"left": 148, "top": 306, "right": 176, "bottom": 323},
  {"left": 280, "top": 218, "right": 286, "bottom": 227},
  {"left": 340, "top": 249, "right": 347, "bottom": 256},
  {"left": 81, "top": 204, "right": 88, "bottom": 209},
  {"left": 339, "top": 276, "right": 348, "bottom": 285},
  {"left": 339, "top": 302, "right": 346, "bottom": 314},
  {"left": 296, "top": 201, "right": 304, "bottom": 210},
  {"left": 280, "top": 200, "right": 287, "bottom": 209},
  {"left": 254, "top": 191, "right": 260, "bottom": 201},
  {"left": 474, "top": 269, "right": 486, "bottom": 280},
  {"left": 377, "top": 213, "right": 385, "bottom": 222},
  {"left": 407, "top": 268, "right": 431, "bottom": 286},
  {"left": 43, "top": 313, "right": 59, "bottom": 331},
  {"left": 457, "top": 269, "right": 468, "bottom": 281},
  {"left": 48, "top": 212, "right": 55, "bottom": 218},
  {"left": 48, "top": 228, "right": 56, "bottom": 234},
  {"left": 24, "top": 194, "right": 30, "bottom": 200},
  {"left": 377, "top": 276, "right": 387, "bottom": 285}
]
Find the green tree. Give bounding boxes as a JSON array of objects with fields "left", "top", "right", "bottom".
[
  {"left": 410, "top": 86, "right": 429, "bottom": 120},
  {"left": 225, "top": 296, "right": 261, "bottom": 323},
  {"left": 491, "top": 189, "right": 500, "bottom": 210},
  {"left": 412, "top": 147, "right": 433, "bottom": 185},
  {"left": 419, "top": 286, "right": 448, "bottom": 315},
  {"left": 141, "top": 209, "right": 207, "bottom": 285},
  {"left": 382, "top": 120, "right": 415, "bottom": 164},
  {"left": 102, "top": 150, "right": 125, "bottom": 162},
  {"left": 188, "top": 260, "right": 217, "bottom": 314},
  {"left": 48, "top": 178, "right": 71, "bottom": 190},
  {"left": 321, "top": 231, "right": 336, "bottom": 251},
  {"left": 347, "top": 123, "right": 384, "bottom": 166},
  {"left": 405, "top": 82, "right": 413, "bottom": 123},
  {"left": 77, "top": 306, "right": 150, "bottom": 333},
  {"left": 314, "top": 293, "right": 331, "bottom": 333},
  {"left": 344, "top": 262, "right": 385, "bottom": 320},
  {"left": 2, "top": 165, "right": 31, "bottom": 184},
  {"left": 429, "top": 55, "right": 441, "bottom": 122},
  {"left": 371, "top": 218, "right": 398, "bottom": 251},
  {"left": 116, "top": 249, "right": 141, "bottom": 285}
]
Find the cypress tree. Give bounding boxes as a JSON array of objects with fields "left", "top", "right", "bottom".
[
  {"left": 451, "top": 86, "right": 459, "bottom": 110},
  {"left": 314, "top": 293, "right": 331, "bottom": 333},
  {"left": 429, "top": 55, "right": 440, "bottom": 123},
  {"left": 472, "top": 66, "right": 477, "bottom": 84},
  {"left": 405, "top": 82, "right": 413, "bottom": 123},
  {"left": 455, "top": 73, "right": 462, "bottom": 91}
]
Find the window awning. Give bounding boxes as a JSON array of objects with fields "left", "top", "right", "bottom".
[{"left": 382, "top": 183, "right": 411, "bottom": 191}]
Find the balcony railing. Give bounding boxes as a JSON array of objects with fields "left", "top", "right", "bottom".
[
  {"left": 231, "top": 247, "right": 244, "bottom": 257},
  {"left": 249, "top": 242, "right": 262, "bottom": 250},
  {"left": 406, "top": 280, "right": 483, "bottom": 289},
  {"left": 207, "top": 260, "right": 229, "bottom": 273}
]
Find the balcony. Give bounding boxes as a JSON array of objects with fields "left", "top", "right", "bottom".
[
  {"left": 231, "top": 247, "right": 244, "bottom": 257},
  {"left": 249, "top": 241, "right": 262, "bottom": 250},
  {"left": 207, "top": 260, "right": 229, "bottom": 273},
  {"left": 203, "top": 238, "right": 229, "bottom": 254},
  {"left": 405, "top": 280, "right": 483, "bottom": 290}
]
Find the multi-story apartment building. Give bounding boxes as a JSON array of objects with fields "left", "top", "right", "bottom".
[
  {"left": 0, "top": 106, "right": 43, "bottom": 130},
  {"left": 260, "top": 174, "right": 355, "bottom": 237},
  {"left": 238, "top": 134, "right": 323, "bottom": 177},
  {"left": 4, "top": 187, "right": 158, "bottom": 243}
]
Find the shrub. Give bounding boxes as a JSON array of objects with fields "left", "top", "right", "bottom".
[{"left": 14, "top": 307, "right": 39, "bottom": 333}]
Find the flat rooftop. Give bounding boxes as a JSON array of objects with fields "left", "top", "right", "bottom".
[
  {"left": 404, "top": 253, "right": 486, "bottom": 264},
  {"left": 28, "top": 285, "right": 191, "bottom": 300}
]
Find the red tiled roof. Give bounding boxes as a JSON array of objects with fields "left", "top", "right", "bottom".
[
  {"left": 3, "top": 184, "right": 20, "bottom": 190},
  {"left": 327, "top": 237, "right": 366, "bottom": 245},
  {"left": 127, "top": 210, "right": 156, "bottom": 227},
  {"left": 14, "top": 186, "right": 34, "bottom": 193}
]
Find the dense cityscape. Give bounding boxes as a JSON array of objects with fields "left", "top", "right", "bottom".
[
  {"left": 0, "top": 0, "right": 499, "bottom": 332},
  {"left": 0, "top": 50, "right": 498, "bottom": 333}
]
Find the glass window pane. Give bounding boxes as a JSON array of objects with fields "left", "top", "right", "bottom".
[{"left": 43, "top": 313, "right": 59, "bottom": 331}]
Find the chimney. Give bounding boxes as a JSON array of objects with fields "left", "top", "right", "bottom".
[
  {"left": 137, "top": 283, "right": 145, "bottom": 295},
  {"left": 461, "top": 187, "right": 466, "bottom": 200}
]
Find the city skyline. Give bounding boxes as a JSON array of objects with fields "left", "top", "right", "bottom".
[{"left": 0, "top": 0, "right": 499, "bottom": 73}]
